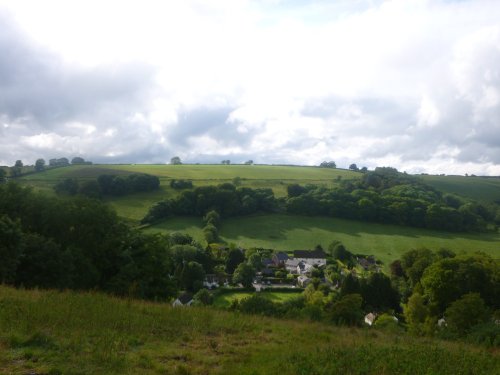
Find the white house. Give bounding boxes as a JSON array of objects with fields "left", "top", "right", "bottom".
[
  {"left": 293, "top": 249, "right": 327, "bottom": 267},
  {"left": 172, "top": 292, "right": 193, "bottom": 307},
  {"left": 203, "top": 274, "right": 219, "bottom": 289},
  {"left": 364, "top": 313, "right": 376, "bottom": 326},
  {"left": 285, "top": 258, "right": 301, "bottom": 274}
]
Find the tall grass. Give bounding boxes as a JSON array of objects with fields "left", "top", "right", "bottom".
[{"left": 0, "top": 286, "right": 498, "bottom": 374}]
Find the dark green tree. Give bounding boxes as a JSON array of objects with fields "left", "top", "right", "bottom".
[
  {"left": 71, "top": 157, "right": 86, "bottom": 164},
  {"left": 445, "top": 293, "right": 490, "bottom": 336},
  {"left": 35, "top": 158, "right": 45, "bottom": 172},
  {"left": 225, "top": 248, "right": 245, "bottom": 274},
  {"left": 233, "top": 263, "right": 256, "bottom": 288},
  {"left": 180, "top": 261, "right": 205, "bottom": 293},
  {"left": 193, "top": 288, "right": 213, "bottom": 305},
  {"left": 328, "top": 293, "right": 364, "bottom": 326},
  {"left": 170, "top": 156, "right": 182, "bottom": 165},
  {"left": 0, "top": 215, "right": 23, "bottom": 284}
]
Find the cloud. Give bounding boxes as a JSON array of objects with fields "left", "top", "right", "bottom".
[{"left": 0, "top": 0, "right": 499, "bottom": 175}]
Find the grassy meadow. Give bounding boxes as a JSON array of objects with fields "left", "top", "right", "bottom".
[
  {"left": 1, "top": 286, "right": 498, "bottom": 375},
  {"left": 145, "top": 214, "right": 500, "bottom": 266}
]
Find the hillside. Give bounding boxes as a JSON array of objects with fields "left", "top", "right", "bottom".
[
  {"left": 145, "top": 214, "right": 500, "bottom": 266},
  {"left": 421, "top": 174, "right": 500, "bottom": 205},
  {"left": 15, "top": 164, "right": 500, "bottom": 263},
  {"left": 0, "top": 286, "right": 498, "bottom": 375},
  {"left": 17, "top": 164, "right": 359, "bottom": 221}
]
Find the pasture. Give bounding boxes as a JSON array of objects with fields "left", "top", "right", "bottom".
[{"left": 145, "top": 214, "right": 500, "bottom": 265}]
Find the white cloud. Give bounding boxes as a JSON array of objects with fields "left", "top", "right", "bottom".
[{"left": 0, "top": 0, "right": 500, "bottom": 175}]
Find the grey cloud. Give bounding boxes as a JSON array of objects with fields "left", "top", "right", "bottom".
[
  {"left": 169, "top": 106, "right": 257, "bottom": 147},
  {"left": 0, "top": 33, "right": 155, "bottom": 129}
]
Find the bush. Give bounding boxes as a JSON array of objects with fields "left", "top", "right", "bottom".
[
  {"left": 170, "top": 179, "right": 193, "bottom": 189},
  {"left": 465, "top": 322, "right": 500, "bottom": 347}
]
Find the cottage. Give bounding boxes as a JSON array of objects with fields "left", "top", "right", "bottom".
[
  {"left": 172, "top": 292, "right": 193, "bottom": 307},
  {"left": 273, "top": 252, "right": 289, "bottom": 266},
  {"left": 203, "top": 274, "right": 219, "bottom": 289},
  {"left": 293, "top": 249, "right": 327, "bottom": 267},
  {"left": 364, "top": 313, "right": 376, "bottom": 326},
  {"left": 285, "top": 258, "right": 301, "bottom": 274}
]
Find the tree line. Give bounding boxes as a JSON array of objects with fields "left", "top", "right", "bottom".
[
  {"left": 143, "top": 167, "right": 498, "bottom": 232},
  {"left": 54, "top": 173, "right": 160, "bottom": 198},
  {"left": 287, "top": 167, "right": 496, "bottom": 231},
  {"left": 142, "top": 183, "right": 277, "bottom": 224}
]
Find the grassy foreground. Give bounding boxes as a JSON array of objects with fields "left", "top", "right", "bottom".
[
  {"left": 145, "top": 214, "right": 500, "bottom": 266},
  {"left": 0, "top": 286, "right": 498, "bottom": 375}
]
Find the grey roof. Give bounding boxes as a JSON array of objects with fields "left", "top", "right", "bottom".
[
  {"left": 177, "top": 292, "right": 193, "bottom": 305},
  {"left": 274, "top": 252, "right": 289, "bottom": 261}
]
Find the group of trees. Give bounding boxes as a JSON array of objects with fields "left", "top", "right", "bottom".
[
  {"left": 170, "top": 179, "right": 193, "bottom": 189},
  {"left": 142, "top": 183, "right": 277, "bottom": 224},
  {"left": 286, "top": 167, "right": 494, "bottom": 232},
  {"left": 391, "top": 248, "right": 500, "bottom": 344},
  {"left": 5, "top": 157, "right": 91, "bottom": 178},
  {"left": 143, "top": 167, "right": 495, "bottom": 233},
  {"left": 54, "top": 173, "right": 160, "bottom": 198},
  {"left": 319, "top": 161, "right": 336, "bottom": 168},
  {"left": 0, "top": 182, "right": 177, "bottom": 300}
]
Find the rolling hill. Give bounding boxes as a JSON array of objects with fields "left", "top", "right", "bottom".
[{"left": 16, "top": 164, "right": 500, "bottom": 263}]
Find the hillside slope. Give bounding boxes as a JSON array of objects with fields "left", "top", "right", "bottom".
[{"left": 0, "top": 286, "right": 498, "bottom": 375}]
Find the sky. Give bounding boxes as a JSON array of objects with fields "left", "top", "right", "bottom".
[{"left": 0, "top": 0, "right": 499, "bottom": 175}]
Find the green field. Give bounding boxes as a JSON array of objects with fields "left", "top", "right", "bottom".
[
  {"left": 1, "top": 286, "right": 498, "bottom": 374},
  {"left": 213, "top": 291, "right": 302, "bottom": 308},
  {"left": 146, "top": 214, "right": 500, "bottom": 265},
  {"left": 421, "top": 174, "right": 500, "bottom": 204},
  {"left": 18, "top": 164, "right": 359, "bottom": 220}
]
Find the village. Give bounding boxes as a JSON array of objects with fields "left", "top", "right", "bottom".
[{"left": 172, "top": 243, "right": 389, "bottom": 327}]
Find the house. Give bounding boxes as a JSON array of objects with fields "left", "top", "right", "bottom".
[
  {"left": 364, "top": 313, "right": 376, "bottom": 326},
  {"left": 297, "top": 261, "right": 314, "bottom": 275},
  {"left": 273, "top": 252, "right": 289, "bottom": 266},
  {"left": 262, "top": 258, "right": 273, "bottom": 267},
  {"left": 293, "top": 249, "right": 327, "bottom": 267},
  {"left": 297, "top": 275, "right": 311, "bottom": 288},
  {"left": 203, "top": 274, "right": 219, "bottom": 289},
  {"left": 358, "top": 256, "right": 376, "bottom": 270},
  {"left": 285, "top": 258, "right": 301, "bottom": 274},
  {"left": 172, "top": 292, "right": 193, "bottom": 307}
]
